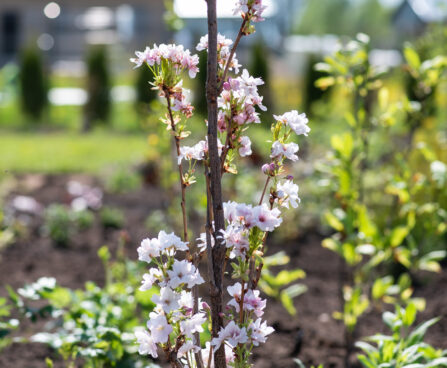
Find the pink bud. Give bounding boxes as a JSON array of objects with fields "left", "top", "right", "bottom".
[
  {"left": 223, "top": 82, "right": 231, "bottom": 91},
  {"left": 202, "top": 302, "right": 211, "bottom": 311}
]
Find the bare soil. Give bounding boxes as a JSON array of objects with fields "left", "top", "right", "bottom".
[{"left": 1, "top": 174, "right": 446, "bottom": 368}]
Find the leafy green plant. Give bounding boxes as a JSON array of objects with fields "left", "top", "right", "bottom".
[
  {"left": 356, "top": 304, "right": 447, "bottom": 368},
  {"left": 99, "top": 206, "right": 125, "bottom": 229},
  {"left": 72, "top": 209, "right": 95, "bottom": 231},
  {"left": 317, "top": 34, "right": 446, "bottom": 365},
  {"left": 7, "top": 243, "right": 158, "bottom": 368},
  {"left": 0, "top": 297, "right": 19, "bottom": 351},
  {"left": 258, "top": 251, "right": 307, "bottom": 316},
  {"left": 43, "top": 204, "right": 74, "bottom": 246},
  {"left": 43, "top": 205, "right": 95, "bottom": 246}
]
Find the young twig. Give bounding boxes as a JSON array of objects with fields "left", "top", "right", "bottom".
[
  {"left": 164, "top": 91, "right": 189, "bottom": 245},
  {"left": 218, "top": 18, "right": 248, "bottom": 94}
]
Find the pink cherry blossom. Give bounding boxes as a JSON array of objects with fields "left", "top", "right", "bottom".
[
  {"left": 151, "top": 287, "right": 180, "bottom": 314},
  {"left": 270, "top": 141, "right": 299, "bottom": 161},
  {"left": 239, "top": 136, "right": 252, "bottom": 157},
  {"left": 248, "top": 318, "right": 274, "bottom": 346},
  {"left": 277, "top": 179, "right": 301, "bottom": 209},
  {"left": 146, "top": 313, "right": 173, "bottom": 343},
  {"left": 273, "top": 110, "right": 310, "bottom": 136},
  {"left": 135, "top": 329, "right": 158, "bottom": 357}
]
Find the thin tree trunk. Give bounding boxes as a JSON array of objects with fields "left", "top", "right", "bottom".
[{"left": 206, "top": 1, "right": 227, "bottom": 367}]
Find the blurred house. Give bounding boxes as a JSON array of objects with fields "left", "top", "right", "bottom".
[
  {"left": 174, "top": 0, "right": 303, "bottom": 54},
  {"left": 393, "top": 0, "right": 447, "bottom": 38},
  {"left": 0, "top": 0, "right": 169, "bottom": 70}
]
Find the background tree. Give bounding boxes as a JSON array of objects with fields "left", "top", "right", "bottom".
[
  {"left": 295, "top": 0, "right": 392, "bottom": 45},
  {"left": 19, "top": 46, "right": 48, "bottom": 121},
  {"left": 83, "top": 46, "right": 111, "bottom": 132}
]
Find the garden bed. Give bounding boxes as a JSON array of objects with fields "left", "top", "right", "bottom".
[{"left": 1, "top": 174, "right": 446, "bottom": 368}]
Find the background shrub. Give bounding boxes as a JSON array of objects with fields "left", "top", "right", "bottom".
[
  {"left": 135, "top": 64, "right": 158, "bottom": 115},
  {"left": 83, "top": 46, "right": 111, "bottom": 132},
  {"left": 19, "top": 47, "right": 48, "bottom": 121}
]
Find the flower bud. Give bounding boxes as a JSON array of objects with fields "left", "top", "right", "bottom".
[
  {"left": 262, "top": 163, "right": 277, "bottom": 177},
  {"left": 202, "top": 302, "right": 211, "bottom": 311}
]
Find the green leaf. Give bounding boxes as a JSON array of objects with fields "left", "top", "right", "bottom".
[
  {"left": 322, "top": 238, "right": 340, "bottom": 253},
  {"left": 274, "top": 269, "right": 306, "bottom": 286},
  {"left": 407, "top": 318, "right": 440, "bottom": 345},
  {"left": 404, "top": 45, "right": 421, "bottom": 70},
  {"left": 403, "top": 302, "right": 417, "bottom": 327},
  {"left": 279, "top": 291, "right": 296, "bottom": 315},
  {"left": 390, "top": 226, "right": 409, "bottom": 248},
  {"left": 264, "top": 251, "right": 290, "bottom": 267},
  {"left": 331, "top": 133, "right": 353, "bottom": 160},
  {"left": 283, "top": 284, "right": 308, "bottom": 299},
  {"left": 324, "top": 211, "right": 344, "bottom": 232},
  {"left": 358, "top": 205, "right": 377, "bottom": 239}
]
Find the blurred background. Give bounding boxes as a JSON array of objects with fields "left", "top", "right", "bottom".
[
  {"left": 0, "top": 0, "right": 446, "bottom": 141},
  {"left": 0, "top": 1, "right": 447, "bottom": 367}
]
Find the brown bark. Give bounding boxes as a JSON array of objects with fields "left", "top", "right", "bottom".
[{"left": 206, "top": 1, "right": 227, "bottom": 367}]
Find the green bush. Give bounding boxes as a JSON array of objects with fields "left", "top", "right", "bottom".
[
  {"left": 83, "top": 46, "right": 111, "bottom": 131},
  {"left": 19, "top": 47, "right": 48, "bottom": 120}
]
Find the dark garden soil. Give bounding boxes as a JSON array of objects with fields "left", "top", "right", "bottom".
[{"left": 1, "top": 174, "right": 446, "bottom": 368}]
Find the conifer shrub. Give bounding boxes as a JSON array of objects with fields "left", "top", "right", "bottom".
[
  {"left": 19, "top": 46, "right": 48, "bottom": 121},
  {"left": 83, "top": 46, "right": 111, "bottom": 131}
]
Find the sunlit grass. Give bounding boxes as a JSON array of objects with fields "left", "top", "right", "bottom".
[{"left": 0, "top": 132, "right": 148, "bottom": 173}]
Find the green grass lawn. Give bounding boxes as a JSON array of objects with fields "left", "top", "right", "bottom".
[{"left": 0, "top": 132, "right": 148, "bottom": 173}]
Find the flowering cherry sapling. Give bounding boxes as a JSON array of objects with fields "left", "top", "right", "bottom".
[{"left": 131, "top": 1, "right": 309, "bottom": 367}]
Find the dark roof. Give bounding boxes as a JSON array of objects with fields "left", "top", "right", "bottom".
[{"left": 395, "top": 0, "right": 447, "bottom": 23}]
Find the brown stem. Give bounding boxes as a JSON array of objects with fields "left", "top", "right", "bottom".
[
  {"left": 218, "top": 18, "right": 247, "bottom": 94},
  {"left": 220, "top": 115, "right": 234, "bottom": 174},
  {"left": 259, "top": 176, "right": 271, "bottom": 205},
  {"left": 206, "top": 1, "right": 227, "bottom": 367},
  {"left": 193, "top": 276, "right": 205, "bottom": 368},
  {"left": 165, "top": 92, "right": 189, "bottom": 245},
  {"left": 250, "top": 195, "right": 274, "bottom": 289}
]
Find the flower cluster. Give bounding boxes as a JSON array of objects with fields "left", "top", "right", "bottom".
[
  {"left": 224, "top": 201, "right": 282, "bottom": 232},
  {"left": 177, "top": 137, "right": 224, "bottom": 165},
  {"left": 136, "top": 231, "right": 206, "bottom": 362},
  {"left": 233, "top": 0, "right": 267, "bottom": 23},
  {"left": 273, "top": 110, "right": 310, "bottom": 137},
  {"left": 130, "top": 43, "right": 199, "bottom": 78},
  {"left": 197, "top": 33, "right": 241, "bottom": 75},
  {"left": 130, "top": 44, "right": 199, "bottom": 119},
  {"left": 211, "top": 282, "right": 274, "bottom": 362}
]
